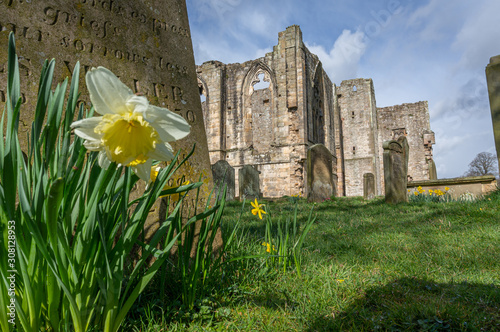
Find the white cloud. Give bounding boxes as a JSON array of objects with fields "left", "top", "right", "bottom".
[
  {"left": 193, "top": 0, "right": 242, "bottom": 19},
  {"left": 406, "top": 0, "right": 472, "bottom": 42},
  {"left": 452, "top": 0, "right": 500, "bottom": 70},
  {"left": 307, "top": 29, "right": 367, "bottom": 84}
]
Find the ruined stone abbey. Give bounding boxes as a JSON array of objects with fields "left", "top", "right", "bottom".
[{"left": 196, "top": 25, "right": 437, "bottom": 198}]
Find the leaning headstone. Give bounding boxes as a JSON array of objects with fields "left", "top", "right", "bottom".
[
  {"left": 307, "top": 144, "right": 335, "bottom": 202},
  {"left": 383, "top": 136, "right": 409, "bottom": 203},
  {"left": 486, "top": 55, "right": 500, "bottom": 168},
  {"left": 363, "top": 173, "right": 375, "bottom": 200},
  {"left": 211, "top": 160, "right": 235, "bottom": 201},
  {"left": 238, "top": 165, "right": 260, "bottom": 200},
  {"left": 0, "top": 1, "right": 219, "bottom": 247}
]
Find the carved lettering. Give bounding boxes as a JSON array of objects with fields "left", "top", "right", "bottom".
[
  {"left": 153, "top": 83, "right": 167, "bottom": 99},
  {"left": 158, "top": 57, "right": 188, "bottom": 76},
  {"left": 63, "top": 60, "right": 90, "bottom": 77},
  {"left": 22, "top": 27, "right": 42, "bottom": 41},
  {"left": 152, "top": 18, "right": 190, "bottom": 38},
  {"left": 172, "top": 86, "right": 183, "bottom": 102},
  {"left": 0, "top": 21, "right": 18, "bottom": 34},
  {"left": 133, "top": 79, "right": 153, "bottom": 96},
  {"left": 186, "top": 110, "right": 195, "bottom": 123},
  {"left": 0, "top": 0, "right": 20, "bottom": 7},
  {"left": 43, "top": 7, "right": 58, "bottom": 25}
]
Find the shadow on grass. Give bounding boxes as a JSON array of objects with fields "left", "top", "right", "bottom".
[{"left": 306, "top": 277, "right": 500, "bottom": 331}]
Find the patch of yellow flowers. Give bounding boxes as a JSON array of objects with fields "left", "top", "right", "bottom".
[
  {"left": 409, "top": 186, "right": 450, "bottom": 196},
  {"left": 262, "top": 242, "right": 276, "bottom": 253}
]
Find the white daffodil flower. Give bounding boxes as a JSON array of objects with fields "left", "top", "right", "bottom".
[{"left": 70, "top": 66, "right": 190, "bottom": 181}]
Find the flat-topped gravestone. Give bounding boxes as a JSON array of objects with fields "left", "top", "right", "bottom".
[
  {"left": 383, "top": 136, "right": 409, "bottom": 204},
  {"left": 307, "top": 144, "right": 335, "bottom": 202},
  {"left": 486, "top": 55, "right": 500, "bottom": 167},
  {"left": 211, "top": 160, "right": 235, "bottom": 201},
  {"left": 0, "top": 1, "right": 218, "bottom": 246},
  {"left": 238, "top": 165, "right": 260, "bottom": 200},
  {"left": 363, "top": 173, "right": 375, "bottom": 200}
]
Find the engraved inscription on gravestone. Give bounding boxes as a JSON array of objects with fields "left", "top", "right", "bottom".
[{"left": 0, "top": 0, "right": 216, "bottom": 241}]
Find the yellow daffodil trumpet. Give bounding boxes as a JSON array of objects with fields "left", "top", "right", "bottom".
[{"left": 71, "top": 66, "right": 190, "bottom": 181}]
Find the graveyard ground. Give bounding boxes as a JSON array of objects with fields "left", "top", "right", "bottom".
[{"left": 125, "top": 189, "right": 500, "bottom": 331}]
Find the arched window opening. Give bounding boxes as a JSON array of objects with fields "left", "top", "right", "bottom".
[
  {"left": 253, "top": 73, "right": 270, "bottom": 90},
  {"left": 353, "top": 85, "right": 357, "bottom": 92},
  {"left": 199, "top": 85, "right": 206, "bottom": 103}
]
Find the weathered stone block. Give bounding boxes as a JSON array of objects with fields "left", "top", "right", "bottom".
[
  {"left": 383, "top": 136, "right": 409, "bottom": 204},
  {"left": 307, "top": 144, "right": 335, "bottom": 202},
  {"left": 238, "top": 165, "right": 260, "bottom": 200},
  {"left": 211, "top": 160, "right": 235, "bottom": 201},
  {"left": 363, "top": 173, "right": 375, "bottom": 200}
]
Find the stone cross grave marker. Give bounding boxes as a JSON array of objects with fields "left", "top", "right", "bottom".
[
  {"left": 363, "top": 173, "right": 375, "bottom": 200},
  {"left": 0, "top": 0, "right": 219, "bottom": 247},
  {"left": 486, "top": 54, "right": 500, "bottom": 167},
  {"left": 238, "top": 165, "right": 260, "bottom": 200},
  {"left": 383, "top": 136, "right": 409, "bottom": 204},
  {"left": 307, "top": 144, "right": 335, "bottom": 202},
  {"left": 211, "top": 160, "right": 235, "bottom": 201}
]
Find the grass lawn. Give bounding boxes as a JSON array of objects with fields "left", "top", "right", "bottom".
[{"left": 126, "top": 190, "right": 500, "bottom": 331}]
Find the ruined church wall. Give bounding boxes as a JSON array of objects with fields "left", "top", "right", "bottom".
[
  {"left": 197, "top": 26, "right": 437, "bottom": 199},
  {"left": 196, "top": 26, "right": 316, "bottom": 197},
  {"left": 336, "top": 78, "right": 381, "bottom": 196},
  {"left": 376, "top": 101, "right": 434, "bottom": 189},
  {"left": 197, "top": 61, "right": 226, "bottom": 164}
]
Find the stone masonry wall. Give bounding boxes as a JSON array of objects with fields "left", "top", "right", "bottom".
[
  {"left": 376, "top": 101, "right": 435, "bottom": 192},
  {"left": 197, "top": 25, "right": 436, "bottom": 198},
  {"left": 196, "top": 25, "right": 336, "bottom": 198},
  {"left": 336, "top": 78, "right": 382, "bottom": 196}
]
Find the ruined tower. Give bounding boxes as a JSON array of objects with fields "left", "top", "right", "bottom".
[
  {"left": 197, "top": 25, "right": 436, "bottom": 198},
  {"left": 197, "top": 25, "right": 336, "bottom": 198},
  {"left": 336, "top": 78, "right": 382, "bottom": 196}
]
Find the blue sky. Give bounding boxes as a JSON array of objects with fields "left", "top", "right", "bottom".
[{"left": 186, "top": 0, "right": 500, "bottom": 179}]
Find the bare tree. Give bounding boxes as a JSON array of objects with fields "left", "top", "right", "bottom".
[{"left": 463, "top": 152, "right": 499, "bottom": 177}]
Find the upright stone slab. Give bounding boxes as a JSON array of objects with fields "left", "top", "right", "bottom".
[
  {"left": 238, "top": 165, "right": 260, "bottom": 200},
  {"left": 211, "top": 160, "right": 235, "bottom": 201},
  {"left": 307, "top": 144, "right": 335, "bottom": 202},
  {"left": 486, "top": 55, "right": 500, "bottom": 167},
  {"left": 383, "top": 136, "right": 409, "bottom": 204},
  {"left": 0, "top": 1, "right": 218, "bottom": 245},
  {"left": 363, "top": 173, "right": 375, "bottom": 200},
  {"left": 428, "top": 159, "right": 438, "bottom": 180}
]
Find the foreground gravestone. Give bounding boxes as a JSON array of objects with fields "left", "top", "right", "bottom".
[
  {"left": 211, "top": 160, "right": 235, "bottom": 201},
  {"left": 0, "top": 0, "right": 219, "bottom": 247},
  {"left": 383, "top": 136, "right": 409, "bottom": 203},
  {"left": 363, "top": 173, "right": 375, "bottom": 200},
  {"left": 486, "top": 55, "right": 500, "bottom": 168},
  {"left": 238, "top": 165, "right": 260, "bottom": 200},
  {"left": 307, "top": 144, "right": 335, "bottom": 202}
]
